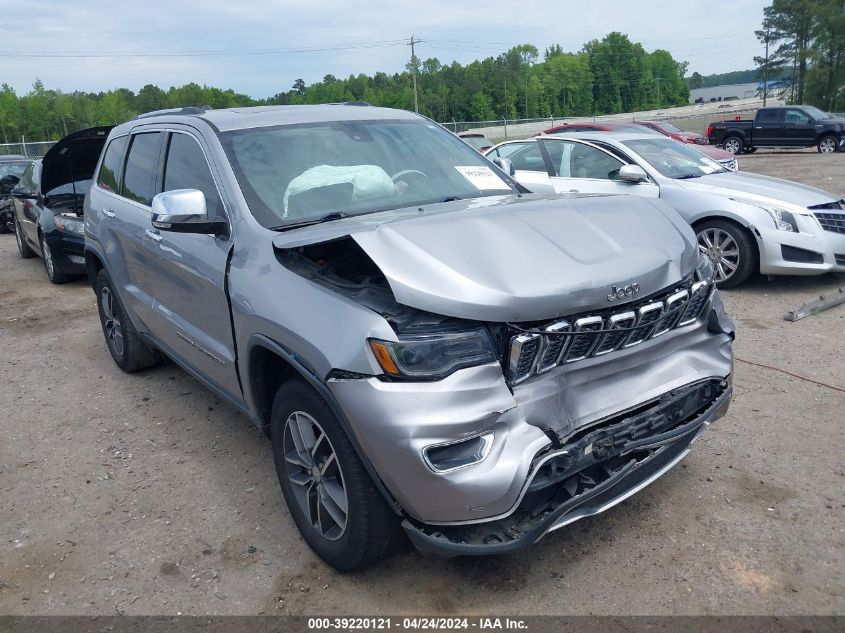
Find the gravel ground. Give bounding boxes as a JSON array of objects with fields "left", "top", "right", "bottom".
[{"left": 1, "top": 151, "right": 844, "bottom": 617}]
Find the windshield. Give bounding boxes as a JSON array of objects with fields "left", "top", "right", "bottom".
[
  {"left": 221, "top": 119, "right": 515, "bottom": 229},
  {"left": 460, "top": 135, "right": 490, "bottom": 150},
  {"left": 803, "top": 106, "right": 833, "bottom": 120},
  {"left": 623, "top": 138, "right": 725, "bottom": 179},
  {"left": 0, "top": 161, "right": 29, "bottom": 179}
]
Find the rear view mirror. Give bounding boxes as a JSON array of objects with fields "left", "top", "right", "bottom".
[
  {"left": 151, "top": 189, "right": 227, "bottom": 236},
  {"left": 618, "top": 164, "right": 648, "bottom": 183},
  {"left": 492, "top": 157, "right": 516, "bottom": 177},
  {"left": 11, "top": 185, "right": 36, "bottom": 199}
]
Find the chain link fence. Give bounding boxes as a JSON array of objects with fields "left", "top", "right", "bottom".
[{"left": 0, "top": 140, "right": 57, "bottom": 159}]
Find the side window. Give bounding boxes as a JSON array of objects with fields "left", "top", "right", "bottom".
[
  {"left": 785, "top": 109, "right": 811, "bottom": 125},
  {"left": 162, "top": 133, "right": 223, "bottom": 217},
  {"left": 97, "top": 135, "right": 128, "bottom": 193},
  {"left": 123, "top": 132, "right": 163, "bottom": 206},
  {"left": 756, "top": 109, "right": 783, "bottom": 126},
  {"left": 495, "top": 142, "right": 546, "bottom": 172},
  {"left": 21, "top": 163, "right": 37, "bottom": 191},
  {"left": 548, "top": 141, "right": 623, "bottom": 180}
]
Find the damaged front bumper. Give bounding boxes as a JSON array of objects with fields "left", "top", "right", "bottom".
[{"left": 402, "top": 377, "right": 731, "bottom": 556}]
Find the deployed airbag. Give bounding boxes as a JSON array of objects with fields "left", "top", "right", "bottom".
[{"left": 283, "top": 164, "right": 395, "bottom": 217}]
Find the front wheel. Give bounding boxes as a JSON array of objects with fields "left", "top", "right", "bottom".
[
  {"left": 95, "top": 269, "right": 162, "bottom": 372},
  {"left": 40, "top": 233, "right": 73, "bottom": 284},
  {"left": 818, "top": 135, "right": 838, "bottom": 154},
  {"left": 722, "top": 136, "right": 743, "bottom": 155},
  {"left": 270, "top": 378, "right": 404, "bottom": 571},
  {"left": 696, "top": 219, "right": 757, "bottom": 288}
]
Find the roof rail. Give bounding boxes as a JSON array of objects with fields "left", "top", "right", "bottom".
[{"left": 134, "top": 105, "right": 212, "bottom": 120}]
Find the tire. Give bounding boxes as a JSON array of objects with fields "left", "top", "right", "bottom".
[
  {"left": 743, "top": 147, "right": 757, "bottom": 154},
  {"left": 817, "top": 135, "right": 838, "bottom": 154},
  {"left": 40, "top": 233, "right": 73, "bottom": 284},
  {"left": 14, "top": 216, "right": 35, "bottom": 258},
  {"left": 0, "top": 210, "right": 10, "bottom": 234},
  {"left": 270, "top": 378, "right": 404, "bottom": 571},
  {"left": 695, "top": 219, "right": 757, "bottom": 289},
  {"left": 95, "top": 268, "right": 162, "bottom": 372},
  {"left": 722, "top": 136, "right": 743, "bottom": 155}
]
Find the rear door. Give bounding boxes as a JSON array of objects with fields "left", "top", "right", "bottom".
[
  {"left": 753, "top": 108, "right": 785, "bottom": 146},
  {"left": 541, "top": 138, "right": 659, "bottom": 198},
  {"left": 138, "top": 128, "right": 240, "bottom": 400},
  {"left": 487, "top": 141, "right": 555, "bottom": 192}
]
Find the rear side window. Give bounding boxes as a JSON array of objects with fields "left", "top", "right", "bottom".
[
  {"left": 757, "top": 110, "right": 782, "bottom": 125},
  {"left": 97, "top": 136, "right": 128, "bottom": 193},
  {"left": 123, "top": 132, "right": 162, "bottom": 206},
  {"left": 162, "top": 133, "right": 223, "bottom": 217}
]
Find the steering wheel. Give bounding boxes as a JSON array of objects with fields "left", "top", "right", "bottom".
[{"left": 390, "top": 169, "right": 428, "bottom": 183}]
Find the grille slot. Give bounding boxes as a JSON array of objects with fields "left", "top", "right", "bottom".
[
  {"left": 814, "top": 212, "right": 845, "bottom": 234},
  {"left": 678, "top": 281, "right": 710, "bottom": 326},
  {"left": 508, "top": 334, "right": 541, "bottom": 385},
  {"left": 836, "top": 254, "right": 845, "bottom": 267},
  {"left": 623, "top": 302, "right": 664, "bottom": 348},
  {"left": 652, "top": 289, "right": 689, "bottom": 338},
  {"left": 593, "top": 311, "right": 636, "bottom": 355},
  {"left": 562, "top": 316, "right": 604, "bottom": 363},
  {"left": 535, "top": 321, "right": 571, "bottom": 374}
]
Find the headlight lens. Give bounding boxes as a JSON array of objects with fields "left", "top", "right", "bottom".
[
  {"left": 763, "top": 207, "right": 799, "bottom": 232},
  {"left": 55, "top": 216, "right": 85, "bottom": 234},
  {"left": 369, "top": 328, "right": 497, "bottom": 379},
  {"left": 696, "top": 250, "right": 715, "bottom": 282}
]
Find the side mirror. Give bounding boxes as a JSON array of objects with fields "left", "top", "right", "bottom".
[
  {"left": 151, "top": 189, "right": 227, "bottom": 236},
  {"left": 492, "top": 157, "right": 516, "bottom": 177},
  {"left": 11, "top": 185, "right": 36, "bottom": 199},
  {"left": 618, "top": 164, "right": 648, "bottom": 183}
]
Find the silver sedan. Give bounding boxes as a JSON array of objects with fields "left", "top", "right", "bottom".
[{"left": 486, "top": 132, "right": 845, "bottom": 287}]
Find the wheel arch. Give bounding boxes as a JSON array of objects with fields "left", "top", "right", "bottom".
[
  {"left": 85, "top": 249, "right": 105, "bottom": 290},
  {"left": 691, "top": 214, "right": 760, "bottom": 274},
  {"left": 246, "top": 334, "right": 403, "bottom": 516}
]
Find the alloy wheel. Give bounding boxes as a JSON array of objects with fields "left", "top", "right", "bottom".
[
  {"left": 723, "top": 138, "right": 741, "bottom": 154},
  {"left": 697, "top": 227, "right": 740, "bottom": 283},
  {"left": 283, "top": 411, "right": 348, "bottom": 541},
  {"left": 41, "top": 236, "right": 55, "bottom": 278},
  {"left": 100, "top": 287, "right": 125, "bottom": 358},
  {"left": 819, "top": 137, "right": 836, "bottom": 153},
  {"left": 15, "top": 220, "right": 23, "bottom": 253}
]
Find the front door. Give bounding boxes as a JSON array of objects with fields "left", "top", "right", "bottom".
[
  {"left": 783, "top": 108, "right": 816, "bottom": 147},
  {"left": 139, "top": 129, "right": 240, "bottom": 401},
  {"left": 541, "top": 139, "right": 660, "bottom": 198},
  {"left": 487, "top": 141, "right": 555, "bottom": 192}
]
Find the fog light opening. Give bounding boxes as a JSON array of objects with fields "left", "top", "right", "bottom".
[{"left": 423, "top": 432, "right": 494, "bottom": 473}]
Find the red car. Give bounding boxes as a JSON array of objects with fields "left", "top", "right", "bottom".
[
  {"left": 542, "top": 121, "right": 738, "bottom": 170},
  {"left": 634, "top": 120, "right": 706, "bottom": 145}
]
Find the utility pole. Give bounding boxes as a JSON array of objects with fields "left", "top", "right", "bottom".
[
  {"left": 762, "top": 29, "right": 770, "bottom": 107},
  {"left": 409, "top": 35, "right": 419, "bottom": 113},
  {"left": 656, "top": 77, "right": 661, "bottom": 108}
]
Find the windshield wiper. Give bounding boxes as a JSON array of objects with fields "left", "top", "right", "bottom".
[
  {"left": 271, "top": 211, "right": 350, "bottom": 232},
  {"left": 675, "top": 173, "right": 702, "bottom": 180}
]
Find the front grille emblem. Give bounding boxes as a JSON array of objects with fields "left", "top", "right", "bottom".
[{"left": 607, "top": 282, "right": 640, "bottom": 302}]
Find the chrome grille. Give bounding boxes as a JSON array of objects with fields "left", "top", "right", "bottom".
[
  {"left": 507, "top": 279, "right": 713, "bottom": 384},
  {"left": 814, "top": 212, "right": 845, "bottom": 234}
]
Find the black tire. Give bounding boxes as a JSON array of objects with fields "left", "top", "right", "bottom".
[
  {"left": 14, "top": 216, "right": 35, "bottom": 258},
  {"left": 270, "top": 378, "right": 404, "bottom": 571},
  {"left": 817, "top": 135, "right": 838, "bottom": 154},
  {"left": 0, "top": 211, "right": 10, "bottom": 234},
  {"left": 743, "top": 147, "right": 757, "bottom": 154},
  {"left": 95, "top": 268, "right": 162, "bottom": 372},
  {"left": 40, "top": 233, "right": 73, "bottom": 284},
  {"left": 695, "top": 218, "right": 757, "bottom": 289},
  {"left": 722, "top": 136, "right": 743, "bottom": 155}
]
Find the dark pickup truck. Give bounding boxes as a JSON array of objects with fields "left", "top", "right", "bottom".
[{"left": 706, "top": 105, "right": 845, "bottom": 155}]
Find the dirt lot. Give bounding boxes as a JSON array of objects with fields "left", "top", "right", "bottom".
[{"left": 1, "top": 150, "right": 844, "bottom": 617}]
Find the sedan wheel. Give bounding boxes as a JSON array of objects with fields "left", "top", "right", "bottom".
[
  {"left": 697, "top": 227, "right": 740, "bottom": 283},
  {"left": 283, "top": 411, "right": 348, "bottom": 541}
]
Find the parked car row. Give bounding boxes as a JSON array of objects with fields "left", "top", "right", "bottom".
[{"left": 1, "top": 103, "right": 839, "bottom": 573}]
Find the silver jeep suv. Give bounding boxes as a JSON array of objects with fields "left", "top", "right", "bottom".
[{"left": 84, "top": 104, "right": 734, "bottom": 570}]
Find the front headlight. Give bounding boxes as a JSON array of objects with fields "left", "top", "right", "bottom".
[
  {"left": 368, "top": 328, "right": 497, "bottom": 379},
  {"left": 696, "top": 249, "right": 715, "bottom": 282},
  {"left": 732, "top": 199, "right": 798, "bottom": 232},
  {"left": 55, "top": 216, "right": 85, "bottom": 234}
]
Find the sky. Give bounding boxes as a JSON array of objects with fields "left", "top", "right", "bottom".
[{"left": 0, "top": 0, "right": 770, "bottom": 98}]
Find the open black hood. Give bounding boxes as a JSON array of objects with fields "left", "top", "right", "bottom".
[{"left": 42, "top": 126, "right": 112, "bottom": 196}]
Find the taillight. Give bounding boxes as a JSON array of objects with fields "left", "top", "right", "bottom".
[{"left": 705, "top": 125, "right": 714, "bottom": 137}]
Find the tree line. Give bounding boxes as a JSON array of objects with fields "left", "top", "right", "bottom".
[
  {"left": 755, "top": 0, "right": 844, "bottom": 110},
  {"left": 0, "top": 32, "right": 690, "bottom": 143}
]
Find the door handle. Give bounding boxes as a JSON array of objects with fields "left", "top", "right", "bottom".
[
  {"left": 145, "top": 229, "right": 163, "bottom": 243},
  {"left": 102, "top": 208, "right": 116, "bottom": 218}
]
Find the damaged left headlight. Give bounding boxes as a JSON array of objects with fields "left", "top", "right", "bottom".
[
  {"left": 695, "top": 250, "right": 715, "bottom": 282},
  {"left": 368, "top": 328, "right": 497, "bottom": 379}
]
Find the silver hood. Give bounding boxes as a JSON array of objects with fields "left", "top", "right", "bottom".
[
  {"left": 273, "top": 194, "right": 698, "bottom": 322},
  {"left": 679, "top": 171, "right": 841, "bottom": 209}
]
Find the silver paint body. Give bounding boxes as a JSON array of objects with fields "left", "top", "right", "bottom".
[
  {"left": 487, "top": 132, "right": 845, "bottom": 276},
  {"left": 85, "top": 106, "right": 734, "bottom": 528}
]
